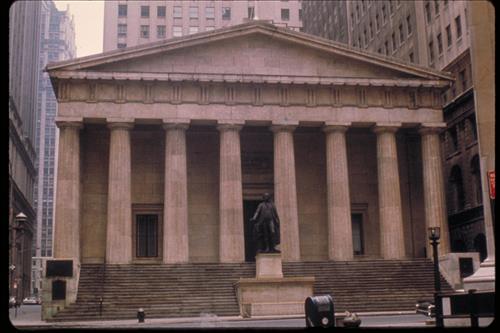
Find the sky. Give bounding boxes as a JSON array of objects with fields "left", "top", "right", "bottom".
[{"left": 54, "top": 0, "right": 105, "bottom": 58}]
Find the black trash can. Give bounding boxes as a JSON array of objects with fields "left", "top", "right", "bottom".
[
  {"left": 137, "top": 308, "right": 145, "bottom": 323},
  {"left": 305, "top": 295, "right": 335, "bottom": 327}
]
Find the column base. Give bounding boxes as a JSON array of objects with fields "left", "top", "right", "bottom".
[{"left": 462, "top": 257, "right": 495, "bottom": 291}]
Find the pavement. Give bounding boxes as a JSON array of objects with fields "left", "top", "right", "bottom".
[{"left": 8, "top": 306, "right": 435, "bottom": 329}]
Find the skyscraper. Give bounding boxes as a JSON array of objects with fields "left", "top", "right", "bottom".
[
  {"left": 103, "top": 0, "right": 302, "bottom": 51},
  {"left": 31, "top": 1, "right": 76, "bottom": 296},
  {"left": 9, "top": 0, "right": 43, "bottom": 301}
]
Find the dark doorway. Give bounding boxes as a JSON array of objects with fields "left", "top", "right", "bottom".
[
  {"left": 352, "top": 213, "right": 364, "bottom": 255},
  {"left": 136, "top": 214, "right": 159, "bottom": 257},
  {"left": 243, "top": 200, "right": 260, "bottom": 262}
]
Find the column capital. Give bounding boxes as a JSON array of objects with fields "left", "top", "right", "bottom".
[
  {"left": 55, "top": 117, "right": 83, "bottom": 130},
  {"left": 217, "top": 120, "right": 244, "bottom": 132},
  {"left": 107, "top": 118, "right": 134, "bottom": 130},
  {"left": 162, "top": 118, "right": 190, "bottom": 131},
  {"left": 418, "top": 122, "right": 447, "bottom": 135},
  {"left": 372, "top": 123, "right": 402, "bottom": 134},
  {"left": 270, "top": 121, "right": 299, "bottom": 133},
  {"left": 323, "top": 122, "right": 351, "bottom": 133}
]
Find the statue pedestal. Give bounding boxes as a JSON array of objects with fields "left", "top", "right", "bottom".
[{"left": 234, "top": 253, "right": 314, "bottom": 317}]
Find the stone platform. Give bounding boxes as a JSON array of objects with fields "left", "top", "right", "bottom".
[{"left": 234, "top": 253, "right": 314, "bottom": 317}]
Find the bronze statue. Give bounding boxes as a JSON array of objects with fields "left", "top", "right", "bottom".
[{"left": 250, "top": 193, "right": 281, "bottom": 254}]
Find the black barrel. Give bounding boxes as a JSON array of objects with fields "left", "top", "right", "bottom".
[{"left": 305, "top": 295, "right": 335, "bottom": 327}]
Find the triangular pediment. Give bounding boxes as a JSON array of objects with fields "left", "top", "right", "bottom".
[{"left": 47, "top": 21, "right": 453, "bottom": 83}]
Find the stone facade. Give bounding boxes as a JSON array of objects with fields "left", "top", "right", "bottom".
[{"left": 44, "top": 21, "right": 454, "bottom": 316}]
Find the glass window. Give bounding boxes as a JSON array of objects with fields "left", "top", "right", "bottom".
[
  {"left": 281, "top": 8, "right": 290, "bottom": 21},
  {"left": 455, "top": 15, "right": 462, "bottom": 38},
  {"left": 384, "top": 40, "right": 389, "bottom": 55},
  {"left": 118, "top": 4, "right": 127, "bottom": 17},
  {"left": 157, "top": 6, "right": 166, "bottom": 18},
  {"left": 141, "top": 6, "right": 150, "bottom": 18},
  {"left": 222, "top": 7, "right": 231, "bottom": 20},
  {"left": 369, "top": 22, "right": 373, "bottom": 39},
  {"left": 391, "top": 32, "right": 396, "bottom": 51},
  {"left": 189, "top": 26, "right": 199, "bottom": 34},
  {"left": 409, "top": 52, "right": 414, "bottom": 63},
  {"left": 140, "top": 25, "right": 149, "bottom": 38},
  {"left": 189, "top": 6, "right": 198, "bottom": 19},
  {"left": 206, "top": 6, "right": 215, "bottom": 19},
  {"left": 429, "top": 40, "right": 434, "bottom": 63},
  {"left": 117, "top": 24, "right": 127, "bottom": 37},
  {"left": 459, "top": 69, "right": 467, "bottom": 90},
  {"left": 299, "top": 8, "right": 302, "bottom": 21},
  {"left": 425, "top": 2, "right": 431, "bottom": 22},
  {"left": 375, "top": 14, "right": 380, "bottom": 31},
  {"left": 399, "top": 23, "right": 404, "bottom": 42},
  {"left": 437, "top": 33, "right": 443, "bottom": 54},
  {"left": 248, "top": 7, "right": 255, "bottom": 19},
  {"left": 382, "top": 5, "right": 387, "bottom": 23},
  {"left": 157, "top": 25, "right": 166, "bottom": 38},
  {"left": 117, "top": 43, "right": 127, "bottom": 49},
  {"left": 406, "top": 15, "right": 412, "bottom": 35},
  {"left": 173, "top": 6, "right": 182, "bottom": 18},
  {"left": 136, "top": 214, "right": 158, "bottom": 257},
  {"left": 446, "top": 25, "right": 452, "bottom": 46},
  {"left": 173, "top": 26, "right": 182, "bottom": 37}
]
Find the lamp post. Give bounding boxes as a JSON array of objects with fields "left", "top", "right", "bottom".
[
  {"left": 12, "top": 212, "right": 27, "bottom": 316},
  {"left": 428, "top": 226, "right": 443, "bottom": 328}
]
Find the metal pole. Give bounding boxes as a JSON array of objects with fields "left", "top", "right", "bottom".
[
  {"left": 468, "top": 289, "right": 479, "bottom": 327},
  {"left": 432, "top": 238, "right": 443, "bottom": 327}
]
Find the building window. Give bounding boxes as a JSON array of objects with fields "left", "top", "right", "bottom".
[
  {"left": 117, "top": 43, "right": 127, "bottom": 49},
  {"left": 281, "top": 8, "right": 290, "bottom": 21},
  {"left": 117, "top": 24, "right": 127, "bottom": 37},
  {"left": 135, "top": 214, "right": 159, "bottom": 257},
  {"left": 173, "top": 26, "right": 182, "bottom": 37},
  {"left": 173, "top": 6, "right": 182, "bottom": 18},
  {"left": 406, "top": 15, "right": 412, "bottom": 35},
  {"left": 449, "top": 165, "right": 465, "bottom": 212},
  {"left": 437, "top": 33, "right": 443, "bottom": 54},
  {"left": 455, "top": 15, "right": 462, "bottom": 39},
  {"left": 369, "top": 21, "right": 373, "bottom": 39},
  {"left": 352, "top": 213, "right": 364, "bottom": 255},
  {"left": 384, "top": 40, "right": 389, "bottom": 55},
  {"left": 222, "top": 7, "right": 231, "bottom": 20},
  {"left": 206, "top": 26, "right": 215, "bottom": 31},
  {"left": 446, "top": 25, "right": 452, "bottom": 46},
  {"left": 428, "top": 40, "right": 434, "bottom": 63},
  {"left": 389, "top": 1, "right": 394, "bottom": 14},
  {"left": 358, "top": 36, "right": 362, "bottom": 48},
  {"left": 398, "top": 23, "right": 404, "bottom": 43},
  {"left": 189, "top": 26, "right": 199, "bottom": 34},
  {"left": 363, "top": 29, "right": 367, "bottom": 46},
  {"left": 375, "top": 14, "right": 380, "bottom": 31},
  {"left": 425, "top": 2, "right": 431, "bottom": 22},
  {"left": 157, "top": 6, "right": 166, "bottom": 18},
  {"left": 435, "top": 1, "right": 439, "bottom": 15},
  {"left": 469, "top": 116, "right": 478, "bottom": 141},
  {"left": 206, "top": 6, "right": 215, "bottom": 20},
  {"left": 378, "top": 47, "right": 382, "bottom": 54},
  {"left": 356, "top": 5, "right": 360, "bottom": 21},
  {"left": 118, "top": 4, "right": 127, "bottom": 17},
  {"left": 248, "top": 7, "right": 255, "bottom": 19},
  {"left": 157, "top": 25, "right": 166, "bottom": 38},
  {"left": 141, "top": 6, "right": 150, "bottom": 18},
  {"left": 449, "top": 126, "right": 458, "bottom": 152},
  {"left": 409, "top": 52, "right": 414, "bottom": 63},
  {"left": 189, "top": 6, "right": 198, "bottom": 19},
  {"left": 382, "top": 5, "right": 387, "bottom": 23},
  {"left": 391, "top": 32, "right": 397, "bottom": 51},
  {"left": 471, "top": 155, "right": 482, "bottom": 204},
  {"left": 459, "top": 69, "right": 467, "bottom": 91},
  {"left": 299, "top": 8, "right": 302, "bottom": 21},
  {"left": 140, "top": 25, "right": 149, "bottom": 38}
]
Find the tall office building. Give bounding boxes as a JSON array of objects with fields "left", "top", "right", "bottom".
[
  {"left": 302, "top": 0, "right": 486, "bottom": 260},
  {"left": 301, "top": 0, "right": 349, "bottom": 43},
  {"left": 103, "top": 0, "right": 302, "bottom": 51},
  {"left": 31, "top": 1, "right": 76, "bottom": 296},
  {"left": 9, "top": 0, "right": 43, "bottom": 301}
]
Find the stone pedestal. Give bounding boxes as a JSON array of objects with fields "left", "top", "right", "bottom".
[{"left": 235, "top": 253, "right": 314, "bottom": 317}]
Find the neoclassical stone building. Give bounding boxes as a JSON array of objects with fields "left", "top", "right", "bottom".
[{"left": 45, "top": 21, "right": 454, "bottom": 306}]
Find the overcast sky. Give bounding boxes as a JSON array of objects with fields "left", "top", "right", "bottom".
[{"left": 54, "top": 0, "right": 104, "bottom": 58}]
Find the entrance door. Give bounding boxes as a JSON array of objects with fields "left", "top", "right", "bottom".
[
  {"left": 136, "top": 214, "right": 159, "bottom": 257},
  {"left": 352, "top": 213, "right": 364, "bottom": 255},
  {"left": 243, "top": 200, "right": 260, "bottom": 262}
]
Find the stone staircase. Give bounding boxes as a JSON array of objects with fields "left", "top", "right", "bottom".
[{"left": 49, "top": 258, "right": 452, "bottom": 321}]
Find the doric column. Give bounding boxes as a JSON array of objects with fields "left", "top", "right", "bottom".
[
  {"left": 271, "top": 122, "right": 300, "bottom": 261},
  {"left": 106, "top": 119, "right": 134, "bottom": 264},
  {"left": 53, "top": 119, "right": 83, "bottom": 261},
  {"left": 163, "top": 120, "right": 190, "bottom": 263},
  {"left": 419, "top": 123, "right": 450, "bottom": 256},
  {"left": 217, "top": 121, "right": 245, "bottom": 263},
  {"left": 324, "top": 123, "right": 353, "bottom": 261},
  {"left": 373, "top": 123, "right": 406, "bottom": 259}
]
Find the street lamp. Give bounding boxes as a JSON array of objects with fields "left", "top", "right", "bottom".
[
  {"left": 428, "top": 226, "right": 443, "bottom": 328},
  {"left": 12, "top": 212, "right": 27, "bottom": 316}
]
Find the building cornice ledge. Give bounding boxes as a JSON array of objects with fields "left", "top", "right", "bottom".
[{"left": 49, "top": 70, "right": 451, "bottom": 88}]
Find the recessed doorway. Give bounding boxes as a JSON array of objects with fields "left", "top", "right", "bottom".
[{"left": 243, "top": 200, "right": 261, "bottom": 262}]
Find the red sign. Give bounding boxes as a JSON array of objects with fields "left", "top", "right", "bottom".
[{"left": 488, "top": 170, "right": 495, "bottom": 199}]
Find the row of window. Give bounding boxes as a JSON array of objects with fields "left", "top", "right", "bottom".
[
  {"left": 117, "top": 24, "right": 215, "bottom": 44},
  {"left": 448, "top": 154, "right": 482, "bottom": 214},
  {"left": 428, "top": 15, "right": 463, "bottom": 64},
  {"left": 446, "top": 116, "right": 477, "bottom": 154},
  {"left": 118, "top": 4, "right": 297, "bottom": 22},
  {"left": 424, "top": 0, "right": 450, "bottom": 23},
  {"left": 352, "top": 0, "right": 402, "bottom": 28}
]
